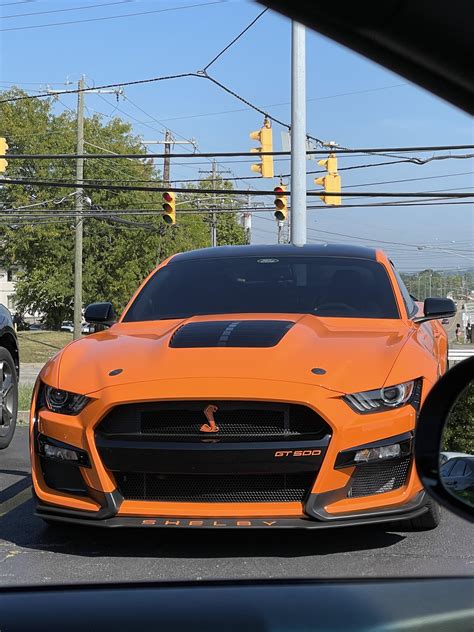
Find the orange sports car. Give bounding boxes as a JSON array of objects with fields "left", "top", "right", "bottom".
[{"left": 30, "top": 245, "right": 456, "bottom": 530}]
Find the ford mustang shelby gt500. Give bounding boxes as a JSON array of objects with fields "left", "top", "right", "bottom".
[{"left": 30, "top": 245, "right": 456, "bottom": 529}]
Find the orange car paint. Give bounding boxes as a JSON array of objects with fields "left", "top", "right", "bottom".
[{"left": 30, "top": 249, "right": 446, "bottom": 521}]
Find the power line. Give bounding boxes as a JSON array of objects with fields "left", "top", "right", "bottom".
[
  {"left": 156, "top": 84, "right": 410, "bottom": 123},
  {"left": 15, "top": 168, "right": 472, "bottom": 187},
  {"left": 200, "top": 72, "right": 294, "bottom": 132},
  {"left": 5, "top": 201, "right": 470, "bottom": 222},
  {"left": 343, "top": 171, "right": 474, "bottom": 189},
  {"left": 3, "top": 177, "right": 474, "bottom": 197},
  {"left": 0, "top": 73, "right": 199, "bottom": 103},
  {"left": 0, "top": 1, "right": 224, "bottom": 32},
  {"left": 2, "top": 0, "right": 131, "bottom": 19},
  {"left": 202, "top": 7, "right": 268, "bottom": 72},
  {"left": 2, "top": 146, "right": 473, "bottom": 160},
  {"left": 305, "top": 226, "right": 474, "bottom": 255}
]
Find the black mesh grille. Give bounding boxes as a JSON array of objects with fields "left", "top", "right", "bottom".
[
  {"left": 98, "top": 401, "right": 330, "bottom": 443},
  {"left": 349, "top": 457, "right": 411, "bottom": 498},
  {"left": 115, "top": 471, "right": 314, "bottom": 503}
]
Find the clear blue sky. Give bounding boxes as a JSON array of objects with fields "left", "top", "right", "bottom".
[{"left": 1, "top": 0, "right": 473, "bottom": 271}]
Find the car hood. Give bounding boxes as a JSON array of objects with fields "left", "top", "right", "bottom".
[{"left": 44, "top": 314, "right": 414, "bottom": 396}]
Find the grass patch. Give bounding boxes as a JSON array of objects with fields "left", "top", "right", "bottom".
[
  {"left": 19, "top": 383, "right": 33, "bottom": 411},
  {"left": 18, "top": 330, "right": 74, "bottom": 363}
]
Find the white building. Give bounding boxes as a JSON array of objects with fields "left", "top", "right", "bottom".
[{"left": 0, "top": 267, "right": 17, "bottom": 312}]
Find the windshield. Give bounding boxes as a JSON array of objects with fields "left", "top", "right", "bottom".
[{"left": 123, "top": 256, "right": 400, "bottom": 321}]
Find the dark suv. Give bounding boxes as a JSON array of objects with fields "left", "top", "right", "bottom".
[{"left": 0, "top": 304, "right": 19, "bottom": 449}]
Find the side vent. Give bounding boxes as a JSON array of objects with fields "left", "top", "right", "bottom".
[{"left": 169, "top": 320, "right": 294, "bottom": 348}]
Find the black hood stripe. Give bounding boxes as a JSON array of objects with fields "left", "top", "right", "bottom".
[{"left": 169, "top": 320, "right": 294, "bottom": 348}]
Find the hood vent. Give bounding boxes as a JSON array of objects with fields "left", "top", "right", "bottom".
[{"left": 169, "top": 320, "right": 294, "bottom": 348}]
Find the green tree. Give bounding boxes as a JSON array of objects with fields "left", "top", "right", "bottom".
[
  {"left": 0, "top": 89, "right": 245, "bottom": 326},
  {"left": 442, "top": 382, "right": 474, "bottom": 453},
  {"left": 181, "top": 173, "right": 246, "bottom": 247}
]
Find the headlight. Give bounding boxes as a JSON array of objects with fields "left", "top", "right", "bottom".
[
  {"left": 343, "top": 380, "right": 417, "bottom": 414},
  {"left": 43, "top": 385, "right": 90, "bottom": 415}
]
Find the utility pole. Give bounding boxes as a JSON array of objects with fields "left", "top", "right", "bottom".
[
  {"left": 143, "top": 135, "right": 196, "bottom": 187},
  {"left": 199, "top": 161, "right": 231, "bottom": 248},
  {"left": 73, "top": 76, "right": 85, "bottom": 340},
  {"left": 290, "top": 21, "right": 306, "bottom": 246},
  {"left": 211, "top": 160, "right": 218, "bottom": 248},
  {"left": 242, "top": 193, "right": 252, "bottom": 245},
  {"left": 44, "top": 79, "right": 121, "bottom": 340},
  {"left": 163, "top": 130, "right": 172, "bottom": 186}
]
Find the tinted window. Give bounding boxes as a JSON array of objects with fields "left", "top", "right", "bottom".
[
  {"left": 450, "top": 460, "right": 467, "bottom": 477},
  {"left": 124, "top": 256, "right": 400, "bottom": 322},
  {"left": 441, "top": 461, "right": 455, "bottom": 476}
]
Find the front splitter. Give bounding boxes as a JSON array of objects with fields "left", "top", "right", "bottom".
[{"left": 35, "top": 502, "right": 428, "bottom": 529}]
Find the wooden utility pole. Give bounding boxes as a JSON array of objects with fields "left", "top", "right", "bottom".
[{"left": 73, "top": 76, "right": 85, "bottom": 340}]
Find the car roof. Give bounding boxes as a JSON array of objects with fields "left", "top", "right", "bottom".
[{"left": 170, "top": 244, "right": 378, "bottom": 263}]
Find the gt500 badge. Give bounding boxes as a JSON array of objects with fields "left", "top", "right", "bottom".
[{"left": 274, "top": 449, "right": 322, "bottom": 457}]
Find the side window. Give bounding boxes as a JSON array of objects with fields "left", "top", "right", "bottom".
[
  {"left": 450, "top": 460, "right": 467, "bottom": 477},
  {"left": 390, "top": 263, "right": 417, "bottom": 318},
  {"left": 465, "top": 462, "right": 474, "bottom": 476},
  {"left": 441, "top": 460, "right": 455, "bottom": 476}
]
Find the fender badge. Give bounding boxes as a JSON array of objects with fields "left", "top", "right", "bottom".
[
  {"left": 311, "top": 368, "right": 327, "bottom": 375},
  {"left": 109, "top": 368, "right": 123, "bottom": 376}
]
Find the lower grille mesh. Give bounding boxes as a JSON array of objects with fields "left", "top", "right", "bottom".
[
  {"left": 115, "top": 471, "right": 315, "bottom": 503},
  {"left": 349, "top": 457, "right": 411, "bottom": 498}
]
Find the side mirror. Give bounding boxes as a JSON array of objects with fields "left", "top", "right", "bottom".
[
  {"left": 84, "top": 302, "right": 115, "bottom": 326},
  {"left": 415, "top": 356, "right": 473, "bottom": 523},
  {"left": 413, "top": 297, "right": 456, "bottom": 323}
]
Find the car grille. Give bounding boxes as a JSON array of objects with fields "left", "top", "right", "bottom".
[
  {"left": 97, "top": 401, "right": 330, "bottom": 443},
  {"left": 348, "top": 457, "right": 411, "bottom": 498},
  {"left": 115, "top": 471, "right": 315, "bottom": 503}
]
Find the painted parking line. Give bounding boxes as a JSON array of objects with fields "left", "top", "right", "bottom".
[{"left": 0, "top": 486, "right": 32, "bottom": 517}]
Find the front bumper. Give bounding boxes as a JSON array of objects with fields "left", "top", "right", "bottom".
[
  {"left": 35, "top": 490, "right": 428, "bottom": 528},
  {"left": 31, "top": 377, "right": 424, "bottom": 527}
]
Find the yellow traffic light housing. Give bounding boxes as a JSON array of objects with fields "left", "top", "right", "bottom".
[
  {"left": 314, "top": 153, "right": 341, "bottom": 205},
  {"left": 0, "top": 137, "right": 8, "bottom": 173},
  {"left": 162, "top": 191, "right": 176, "bottom": 225},
  {"left": 250, "top": 118, "right": 274, "bottom": 178},
  {"left": 274, "top": 185, "right": 288, "bottom": 221}
]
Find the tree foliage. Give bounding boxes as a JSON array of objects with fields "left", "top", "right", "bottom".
[
  {"left": 401, "top": 269, "right": 473, "bottom": 301},
  {"left": 0, "top": 89, "right": 245, "bottom": 327},
  {"left": 442, "top": 382, "right": 474, "bottom": 454}
]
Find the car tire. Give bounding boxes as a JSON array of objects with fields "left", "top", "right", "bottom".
[
  {"left": 401, "top": 499, "right": 441, "bottom": 531},
  {"left": 0, "top": 347, "right": 18, "bottom": 450}
]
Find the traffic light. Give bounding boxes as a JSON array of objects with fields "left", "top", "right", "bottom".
[
  {"left": 274, "top": 185, "right": 287, "bottom": 221},
  {"left": 162, "top": 191, "right": 176, "bottom": 224},
  {"left": 314, "top": 153, "right": 341, "bottom": 205},
  {"left": 0, "top": 137, "right": 8, "bottom": 173},
  {"left": 249, "top": 118, "right": 274, "bottom": 178}
]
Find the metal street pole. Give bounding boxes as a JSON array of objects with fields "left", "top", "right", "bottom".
[
  {"left": 290, "top": 21, "right": 306, "bottom": 246},
  {"left": 73, "top": 76, "right": 85, "bottom": 340}
]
